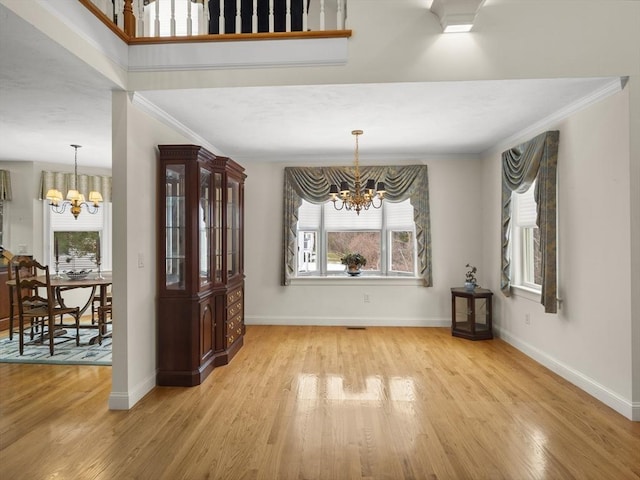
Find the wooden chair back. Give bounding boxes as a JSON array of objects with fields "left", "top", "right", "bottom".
[
  {"left": 14, "top": 257, "right": 80, "bottom": 356},
  {"left": 7, "top": 255, "right": 36, "bottom": 340}
]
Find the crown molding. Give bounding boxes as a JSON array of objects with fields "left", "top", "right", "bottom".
[
  {"left": 491, "top": 77, "right": 624, "bottom": 154},
  {"left": 129, "top": 92, "right": 223, "bottom": 155}
]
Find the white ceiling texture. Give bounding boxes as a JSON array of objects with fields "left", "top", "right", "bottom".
[{"left": 0, "top": 2, "right": 621, "bottom": 169}]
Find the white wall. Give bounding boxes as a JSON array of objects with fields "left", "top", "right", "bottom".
[
  {"left": 482, "top": 87, "right": 634, "bottom": 418},
  {"left": 243, "top": 157, "right": 483, "bottom": 327},
  {"left": 109, "top": 91, "right": 193, "bottom": 409}
]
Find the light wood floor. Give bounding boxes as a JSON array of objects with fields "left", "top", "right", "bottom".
[{"left": 1, "top": 326, "right": 639, "bottom": 480}]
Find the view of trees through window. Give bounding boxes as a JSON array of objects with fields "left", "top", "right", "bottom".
[
  {"left": 55, "top": 231, "right": 100, "bottom": 271},
  {"left": 390, "top": 231, "right": 414, "bottom": 272},
  {"left": 328, "top": 231, "right": 381, "bottom": 271}
]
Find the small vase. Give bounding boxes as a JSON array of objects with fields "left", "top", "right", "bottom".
[
  {"left": 347, "top": 265, "right": 361, "bottom": 276},
  {"left": 464, "top": 281, "right": 476, "bottom": 291}
]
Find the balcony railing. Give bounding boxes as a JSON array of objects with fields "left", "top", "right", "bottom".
[{"left": 81, "top": 0, "right": 351, "bottom": 43}]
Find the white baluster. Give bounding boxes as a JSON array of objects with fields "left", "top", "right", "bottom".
[
  {"left": 235, "top": 0, "right": 242, "bottom": 33},
  {"left": 269, "top": 0, "right": 274, "bottom": 32},
  {"left": 186, "top": 0, "right": 192, "bottom": 35},
  {"left": 286, "top": 0, "right": 291, "bottom": 32},
  {"left": 343, "top": 0, "right": 349, "bottom": 29},
  {"left": 134, "top": 0, "right": 144, "bottom": 37},
  {"left": 170, "top": 0, "right": 176, "bottom": 36},
  {"left": 219, "top": 0, "right": 226, "bottom": 34},
  {"left": 319, "top": 0, "right": 325, "bottom": 31},
  {"left": 252, "top": 0, "right": 258, "bottom": 33},
  {"left": 202, "top": 0, "right": 210, "bottom": 35},
  {"left": 302, "top": 0, "right": 308, "bottom": 31},
  {"left": 116, "top": 0, "right": 124, "bottom": 30},
  {"left": 154, "top": 0, "right": 161, "bottom": 36},
  {"left": 336, "top": 0, "right": 343, "bottom": 30}
]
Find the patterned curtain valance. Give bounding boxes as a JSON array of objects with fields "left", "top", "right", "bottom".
[
  {"left": 501, "top": 131, "right": 559, "bottom": 313},
  {"left": 282, "top": 165, "right": 432, "bottom": 286},
  {"left": 39, "top": 171, "right": 112, "bottom": 202},
  {"left": 0, "top": 170, "right": 12, "bottom": 201}
]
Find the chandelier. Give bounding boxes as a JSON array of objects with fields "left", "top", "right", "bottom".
[
  {"left": 46, "top": 144, "right": 103, "bottom": 220},
  {"left": 329, "top": 130, "right": 385, "bottom": 215}
]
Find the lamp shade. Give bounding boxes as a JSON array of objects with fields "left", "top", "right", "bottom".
[
  {"left": 66, "top": 189, "right": 81, "bottom": 201},
  {"left": 89, "top": 191, "right": 103, "bottom": 203}
]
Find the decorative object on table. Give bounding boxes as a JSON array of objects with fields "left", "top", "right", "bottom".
[
  {"left": 64, "top": 270, "right": 91, "bottom": 281},
  {"left": 95, "top": 235, "right": 103, "bottom": 279},
  {"left": 328, "top": 130, "right": 386, "bottom": 215},
  {"left": 45, "top": 144, "right": 103, "bottom": 219},
  {"left": 341, "top": 252, "right": 367, "bottom": 276},
  {"left": 53, "top": 236, "right": 62, "bottom": 279},
  {"left": 464, "top": 263, "right": 478, "bottom": 291}
]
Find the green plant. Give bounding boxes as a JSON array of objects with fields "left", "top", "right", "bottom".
[
  {"left": 341, "top": 252, "right": 367, "bottom": 267},
  {"left": 465, "top": 263, "right": 478, "bottom": 285}
]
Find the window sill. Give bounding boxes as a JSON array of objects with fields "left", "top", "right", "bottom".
[
  {"left": 289, "top": 276, "right": 423, "bottom": 286},
  {"left": 511, "top": 284, "right": 541, "bottom": 303}
]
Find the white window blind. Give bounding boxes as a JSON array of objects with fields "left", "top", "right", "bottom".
[
  {"left": 324, "top": 203, "right": 382, "bottom": 230},
  {"left": 297, "top": 200, "right": 321, "bottom": 229},
  {"left": 385, "top": 200, "right": 414, "bottom": 229},
  {"left": 514, "top": 183, "right": 537, "bottom": 227},
  {"left": 51, "top": 208, "right": 104, "bottom": 230}
]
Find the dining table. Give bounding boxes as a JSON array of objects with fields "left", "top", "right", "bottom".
[{"left": 7, "top": 272, "right": 112, "bottom": 345}]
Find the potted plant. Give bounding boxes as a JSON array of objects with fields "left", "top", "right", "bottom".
[
  {"left": 465, "top": 263, "right": 478, "bottom": 291},
  {"left": 341, "top": 253, "right": 367, "bottom": 276}
]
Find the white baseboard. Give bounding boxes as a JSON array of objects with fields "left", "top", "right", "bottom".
[
  {"left": 245, "top": 315, "right": 450, "bottom": 328},
  {"left": 494, "top": 326, "right": 637, "bottom": 421},
  {"left": 108, "top": 370, "right": 157, "bottom": 410}
]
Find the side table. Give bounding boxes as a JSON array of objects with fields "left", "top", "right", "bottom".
[{"left": 451, "top": 287, "right": 493, "bottom": 340}]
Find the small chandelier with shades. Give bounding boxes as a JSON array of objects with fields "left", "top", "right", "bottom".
[
  {"left": 46, "top": 144, "right": 103, "bottom": 220},
  {"left": 329, "top": 130, "right": 386, "bottom": 215}
]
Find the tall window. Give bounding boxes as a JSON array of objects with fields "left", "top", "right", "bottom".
[
  {"left": 296, "top": 199, "right": 416, "bottom": 276},
  {"left": 511, "top": 182, "right": 542, "bottom": 291}
]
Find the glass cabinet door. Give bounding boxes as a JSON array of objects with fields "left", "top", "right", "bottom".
[
  {"left": 227, "top": 178, "right": 240, "bottom": 278},
  {"left": 165, "top": 164, "right": 186, "bottom": 290},
  {"left": 214, "top": 173, "right": 223, "bottom": 284},
  {"left": 199, "top": 167, "right": 212, "bottom": 287}
]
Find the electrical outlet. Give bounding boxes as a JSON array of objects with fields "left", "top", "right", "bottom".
[
  {"left": 364, "top": 293, "right": 370, "bottom": 303},
  {"left": 525, "top": 313, "right": 531, "bottom": 325},
  {"left": 137, "top": 252, "right": 144, "bottom": 268}
]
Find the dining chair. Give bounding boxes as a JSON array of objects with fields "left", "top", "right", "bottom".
[
  {"left": 91, "top": 287, "right": 112, "bottom": 324},
  {"left": 97, "top": 304, "right": 112, "bottom": 345},
  {"left": 14, "top": 258, "right": 80, "bottom": 356},
  {"left": 6, "top": 255, "right": 37, "bottom": 341}
]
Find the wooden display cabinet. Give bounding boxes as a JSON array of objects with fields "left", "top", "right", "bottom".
[
  {"left": 157, "top": 145, "right": 245, "bottom": 386},
  {"left": 451, "top": 287, "right": 493, "bottom": 340}
]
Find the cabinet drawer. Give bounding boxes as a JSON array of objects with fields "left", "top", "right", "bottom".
[
  {"left": 228, "top": 300, "right": 243, "bottom": 318},
  {"left": 228, "top": 287, "right": 242, "bottom": 305}
]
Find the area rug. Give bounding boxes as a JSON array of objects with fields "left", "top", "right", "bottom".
[{"left": 0, "top": 327, "right": 112, "bottom": 366}]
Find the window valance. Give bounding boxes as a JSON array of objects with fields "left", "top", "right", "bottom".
[
  {"left": 501, "top": 131, "right": 559, "bottom": 313},
  {"left": 39, "top": 171, "right": 112, "bottom": 202},
  {"left": 282, "top": 165, "right": 432, "bottom": 286},
  {"left": 0, "top": 170, "right": 12, "bottom": 201}
]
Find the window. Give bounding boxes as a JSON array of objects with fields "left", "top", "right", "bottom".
[
  {"left": 512, "top": 182, "right": 542, "bottom": 291},
  {"left": 46, "top": 203, "right": 111, "bottom": 273},
  {"left": 296, "top": 198, "right": 416, "bottom": 277}
]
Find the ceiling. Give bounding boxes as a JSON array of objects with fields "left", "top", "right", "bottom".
[{"left": 0, "top": 3, "right": 620, "bottom": 169}]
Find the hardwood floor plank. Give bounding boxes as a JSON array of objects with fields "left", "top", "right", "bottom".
[{"left": 1, "top": 326, "right": 639, "bottom": 480}]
